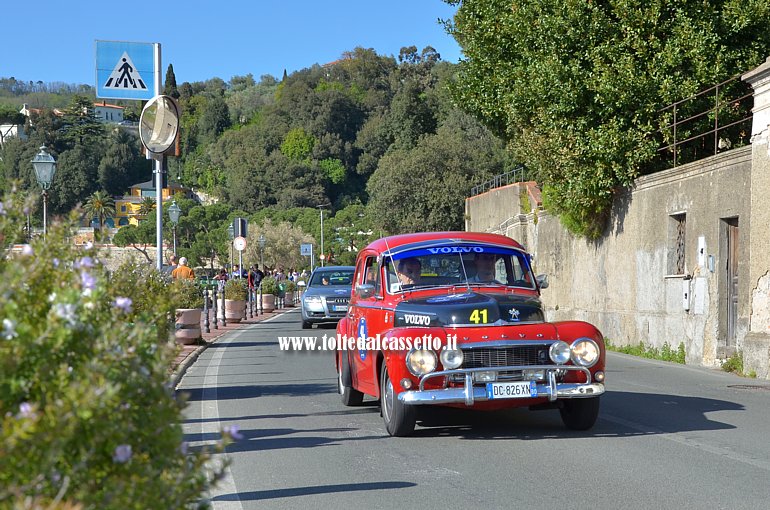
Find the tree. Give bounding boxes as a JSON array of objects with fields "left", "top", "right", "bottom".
[
  {"left": 48, "top": 144, "right": 101, "bottom": 214},
  {"left": 112, "top": 222, "right": 154, "bottom": 262},
  {"left": 59, "top": 95, "right": 104, "bottom": 147},
  {"left": 446, "top": 0, "right": 770, "bottom": 237},
  {"left": 367, "top": 109, "right": 507, "bottom": 233},
  {"left": 244, "top": 218, "right": 314, "bottom": 270},
  {"left": 137, "top": 197, "right": 155, "bottom": 218},
  {"left": 98, "top": 129, "right": 142, "bottom": 196},
  {"left": 163, "top": 64, "right": 180, "bottom": 99},
  {"left": 83, "top": 190, "right": 116, "bottom": 230}
]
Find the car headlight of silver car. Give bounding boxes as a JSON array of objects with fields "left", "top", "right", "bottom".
[
  {"left": 303, "top": 295, "right": 322, "bottom": 304},
  {"left": 406, "top": 349, "right": 438, "bottom": 376},
  {"left": 439, "top": 348, "right": 463, "bottom": 369},
  {"left": 571, "top": 338, "right": 600, "bottom": 367}
]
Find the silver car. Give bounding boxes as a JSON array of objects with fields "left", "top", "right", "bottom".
[{"left": 300, "top": 266, "right": 355, "bottom": 329}]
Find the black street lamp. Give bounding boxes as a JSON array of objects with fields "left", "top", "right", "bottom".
[
  {"left": 31, "top": 146, "right": 57, "bottom": 238},
  {"left": 228, "top": 223, "right": 235, "bottom": 272},
  {"left": 168, "top": 201, "right": 182, "bottom": 256}
]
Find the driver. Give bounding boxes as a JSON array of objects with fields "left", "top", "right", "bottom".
[
  {"left": 469, "top": 252, "right": 497, "bottom": 283},
  {"left": 396, "top": 257, "right": 422, "bottom": 286}
]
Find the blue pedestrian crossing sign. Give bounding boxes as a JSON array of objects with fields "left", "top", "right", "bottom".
[{"left": 96, "top": 40, "right": 157, "bottom": 100}]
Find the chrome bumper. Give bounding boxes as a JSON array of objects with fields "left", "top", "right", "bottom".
[{"left": 398, "top": 365, "right": 604, "bottom": 406}]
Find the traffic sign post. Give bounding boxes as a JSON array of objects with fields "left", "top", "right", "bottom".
[
  {"left": 234, "top": 236, "right": 246, "bottom": 280},
  {"left": 301, "top": 243, "right": 314, "bottom": 272}
]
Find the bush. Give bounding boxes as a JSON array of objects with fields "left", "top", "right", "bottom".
[
  {"left": 224, "top": 278, "right": 247, "bottom": 300},
  {"left": 284, "top": 280, "right": 297, "bottom": 292},
  {"left": 0, "top": 189, "right": 225, "bottom": 508},
  {"left": 260, "top": 276, "right": 277, "bottom": 296},
  {"left": 173, "top": 278, "right": 204, "bottom": 309}
]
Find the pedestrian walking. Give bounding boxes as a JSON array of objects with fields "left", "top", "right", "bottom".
[{"left": 171, "top": 257, "right": 195, "bottom": 280}]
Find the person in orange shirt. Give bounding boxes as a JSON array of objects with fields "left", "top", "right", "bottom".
[{"left": 171, "top": 257, "right": 195, "bottom": 280}]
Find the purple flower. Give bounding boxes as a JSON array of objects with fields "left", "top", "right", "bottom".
[
  {"left": 113, "top": 444, "right": 132, "bottom": 463},
  {"left": 80, "top": 271, "right": 96, "bottom": 290},
  {"left": 113, "top": 297, "right": 133, "bottom": 314},
  {"left": 21, "top": 245, "right": 33, "bottom": 256},
  {"left": 53, "top": 258, "right": 60, "bottom": 268},
  {"left": 223, "top": 424, "right": 244, "bottom": 440},
  {"left": 19, "top": 402, "right": 34, "bottom": 418},
  {"left": 75, "top": 256, "right": 95, "bottom": 269},
  {"left": 180, "top": 442, "right": 189, "bottom": 455}
]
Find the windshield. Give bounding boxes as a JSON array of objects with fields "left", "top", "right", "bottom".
[
  {"left": 384, "top": 245, "right": 535, "bottom": 293},
  {"left": 309, "top": 269, "right": 354, "bottom": 287}
]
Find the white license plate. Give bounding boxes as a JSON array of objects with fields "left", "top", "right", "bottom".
[
  {"left": 486, "top": 381, "right": 538, "bottom": 399},
  {"left": 332, "top": 305, "right": 348, "bottom": 312}
]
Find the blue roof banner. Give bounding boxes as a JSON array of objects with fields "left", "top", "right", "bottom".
[{"left": 96, "top": 40, "right": 157, "bottom": 100}]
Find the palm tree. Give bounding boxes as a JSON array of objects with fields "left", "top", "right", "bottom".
[
  {"left": 138, "top": 197, "right": 156, "bottom": 218},
  {"left": 83, "top": 191, "right": 116, "bottom": 231}
]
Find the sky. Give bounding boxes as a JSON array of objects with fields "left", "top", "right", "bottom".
[{"left": 3, "top": 1, "right": 462, "bottom": 87}]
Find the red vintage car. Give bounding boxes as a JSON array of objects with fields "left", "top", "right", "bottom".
[{"left": 335, "top": 232, "right": 606, "bottom": 436}]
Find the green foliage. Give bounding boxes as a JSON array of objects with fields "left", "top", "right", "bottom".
[
  {"left": 447, "top": 0, "right": 770, "bottom": 238},
  {"left": 319, "top": 158, "right": 346, "bottom": 184},
  {"left": 280, "top": 127, "right": 316, "bottom": 161},
  {"left": 721, "top": 351, "right": 744, "bottom": 375},
  {"left": 260, "top": 276, "right": 278, "bottom": 296},
  {"left": 284, "top": 280, "right": 297, "bottom": 292},
  {"left": 224, "top": 278, "right": 248, "bottom": 300},
  {"left": 172, "top": 278, "right": 204, "bottom": 309},
  {"left": 0, "top": 190, "right": 224, "bottom": 508},
  {"left": 83, "top": 190, "right": 116, "bottom": 230},
  {"left": 605, "top": 339, "right": 686, "bottom": 364}
]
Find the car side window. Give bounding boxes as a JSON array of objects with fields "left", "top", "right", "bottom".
[{"left": 363, "top": 256, "right": 377, "bottom": 290}]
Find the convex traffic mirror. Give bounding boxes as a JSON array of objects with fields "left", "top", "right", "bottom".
[{"left": 139, "top": 95, "right": 179, "bottom": 154}]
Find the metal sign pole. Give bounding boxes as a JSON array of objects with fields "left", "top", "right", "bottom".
[{"left": 153, "top": 43, "right": 164, "bottom": 271}]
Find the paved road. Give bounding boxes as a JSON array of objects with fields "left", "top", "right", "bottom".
[{"left": 178, "top": 309, "right": 770, "bottom": 509}]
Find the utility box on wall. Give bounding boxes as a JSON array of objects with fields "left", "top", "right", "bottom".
[{"left": 682, "top": 278, "right": 691, "bottom": 311}]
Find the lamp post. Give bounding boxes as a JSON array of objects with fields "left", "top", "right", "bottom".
[
  {"left": 31, "top": 146, "right": 57, "bottom": 238},
  {"left": 228, "top": 223, "right": 235, "bottom": 273},
  {"left": 317, "top": 204, "right": 328, "bottom": 267},
  {"left": 258, "top": 234, "right": 266, "bottom": 269},
  {"left": 168, "top": 200, "right": 181, "bottom": 257}
]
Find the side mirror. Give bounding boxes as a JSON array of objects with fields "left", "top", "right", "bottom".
[
  {"left": 356, "top": 283, "right": 375, "bottom": 299},
  {"left": 536, "top": 274, "right": 549, "bottom": 289}
]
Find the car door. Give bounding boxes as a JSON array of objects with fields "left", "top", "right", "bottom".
[{"left": 349, "top": 252, "right": 385, "bottom": 395}]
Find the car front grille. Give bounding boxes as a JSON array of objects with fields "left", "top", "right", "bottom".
[
  {"left": 461, "top": 344, "right": 553, "bottom": 369},
  {"left": 326, "top": 297, "right": 350, "bottom": 305}
]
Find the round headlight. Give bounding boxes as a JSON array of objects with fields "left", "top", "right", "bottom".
[
  {"left": 549, "top": 341, "right": 571, "bottom": 364},
  {"left": 571, "top": 338, "right": 600, "bottom": 367},
  {"left": 406, "top": 349, "right": 438, "bottom": 376},
  {"left": 439, "top": 348, "right": 464, "bottom": 369}
]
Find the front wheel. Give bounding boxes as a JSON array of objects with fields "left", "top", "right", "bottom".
[
  {"left": 380, "top": 362, "right": 416, "bottom": 436},
  {"left": 560, "top": 397, "right": 600, "bottom": 431},
  {"left": 338, "top": 353, "right": 364, "bottom": 406},
  {"left": 301, "top": 320, "right": 312, "bottom": 329}
]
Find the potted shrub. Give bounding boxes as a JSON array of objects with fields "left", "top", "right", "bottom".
[
  {"left": 172, "top": 278, "right": 203, "bottom": 344},
  {"left": 223, "top": 278, "right": 248, "bottom": 323},
  {"left": 284, "top": 280, "right": 297, "bottom": 307},
  {"left": 260, "top": 276, "right": 277, "bottom": 312}
]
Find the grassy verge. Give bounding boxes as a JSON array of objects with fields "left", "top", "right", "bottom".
[{"left": 604, "top": 339, "right": 686, "bottom": 364}]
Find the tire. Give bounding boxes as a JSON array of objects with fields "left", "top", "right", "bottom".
[
  {"left": 559, "top": 397, "right": 600, "bottom": 431},
  {"left": 301, "top": 320, "right": 312, "bottom": 329},
  {"left": 380, "top": 362, "right": 416, "bottom": 436},
  {"left": 338, "top": 353, "right": 364, "bottom": 406}
]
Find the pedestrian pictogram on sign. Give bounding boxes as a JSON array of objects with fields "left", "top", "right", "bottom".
[{"left": 103, "top": 52, "right": 147, "bottom": 90}]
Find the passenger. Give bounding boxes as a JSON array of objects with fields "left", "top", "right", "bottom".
[
  {"left": 321, "top": 276, "right": 330, "bottom": 285},
  {"left": 396, "top": 257, "right": 422, "bottom": 286},
  {"left": 469, "top": 253, "right": 497, "bottom": 283}
]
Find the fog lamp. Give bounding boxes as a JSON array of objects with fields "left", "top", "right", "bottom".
[
  {"left": 400, "top": 378, "right": 413, "bottom": 390},
  {"left": 522, "top": 369, "right": 545, "bottom": 381},
  {"left": 473, "top": 371, "right": 496, "bottom": 383},
  {"left": 594, "top": 371, "right": 605, "bottom": 382},
  {"left": 440, "top": 348, "right": 464, "bottom": 369},
  {"left": 549, "top": 341, "right": 571, "bottom": 364}
]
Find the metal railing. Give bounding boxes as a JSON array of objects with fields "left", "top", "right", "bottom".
[
  {"left": 656, "top": 74, "right": 753, "bottom": 169},
  {"left": 470, "top": 165, "right": 527, "bottom": 196}
]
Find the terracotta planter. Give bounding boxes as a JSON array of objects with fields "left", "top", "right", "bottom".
[
  {"left": 284, "top": 291, "right": 295, "bottom": 306},
  {"left": 224, "top": 299, "right": 246, "bottom": 323},
  {"left": 262, "top": 294, "right": 275, "bottom": 312},
  {"left": 175, "top": 308, "right": 202, "bottom": 344}
]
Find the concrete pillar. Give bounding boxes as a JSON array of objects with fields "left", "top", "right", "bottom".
[{"left": 741, "top": 57, "right": 770, "bottom": 378}]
